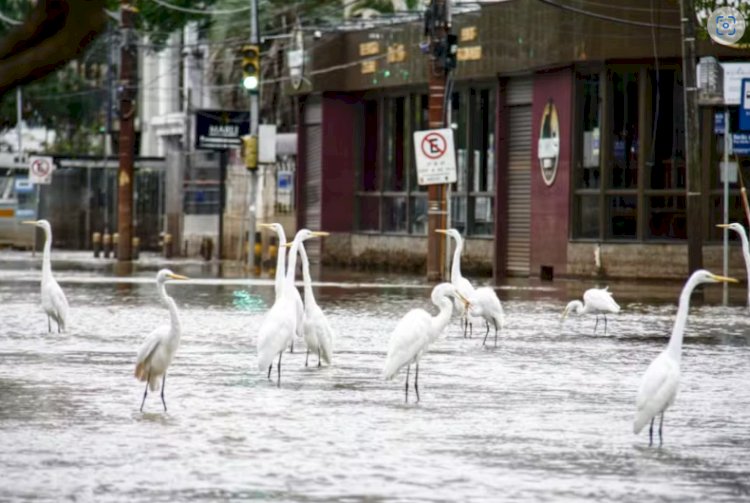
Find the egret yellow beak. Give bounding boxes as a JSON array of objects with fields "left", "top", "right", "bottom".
[
  {"left": 435, "top": 229, "right": 449, "bottom": 235},
  {"left": 258, "top": 223, "right": 275, "bottom": 229},
  {"left": 561, "top": 307, "right": 570, "bottom": 320},
  {"left": 282, "top": 242, "right": 292, "bottom": 248},
  {"left": 167, "top": 273, "right": 189, "bottom": 280},
  {"left": 455, "top": 291, "right": 470, "bottom": 309},
  {"left": 710, "top": 274, "right": 738, "bottom": 283},
  {"left": 310, "top": 231, "right": 330, "bottom": 238},
  {"left": 21, "top": 220, "right": 37, "bottom": 225},
  {"left": 716, "top": 224, "right": 731, "bottom": 229}
]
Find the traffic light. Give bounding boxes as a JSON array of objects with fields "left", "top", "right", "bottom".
[{"left": 241, "top": 44, "right": 260, "bottom": 92}]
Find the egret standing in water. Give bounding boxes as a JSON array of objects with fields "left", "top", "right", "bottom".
[
  {"left": 257, "top": 229, "right": 328, "bottom": 385},
  {"left": 22, "top": 219, "right": 69, "bottom": 332},
  {"left": 288, "top": 240, "right": 334, "bottom": 367},
  {"left": 717, "top": 223, "right": 750, "bottom": 308},
  {"left": 468, "top": 287, "right": 505, "bottom": 347},
  {"left": 383, "top": 283, "right": 469, "bottom": 403},
  {"left": 259, "top": 222, "right": 304, "bottom": 351},
  {"left": 633, "top": 269, "right": 736, "bottom": 446},
  {"left": 134, "top": 269, "right": 189, "bottom": 412},
  {"left": 562, "top": 287, "right": 620, "bottom": 334},
  {"left": 435, "top": 228, "right": 478, "bottom": 337}
]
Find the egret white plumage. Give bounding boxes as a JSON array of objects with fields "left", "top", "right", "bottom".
[
  {"left": 562, "top": 287, "right": 620, "bottom": 334},
  {"left": 717, "top": 223, "right": 750, "bottom": 308},
  {"left": 134, "top": 269, "right": 189, "bottom": 412},
  {"left": 468, "top": 287, "right": 505, "bottom": 347},
  {"left": 383, "top": 283, "right": 469, "bottom": 402},
  {"left": 259, "top": 222, "right": 304, "bottom": 351},
  {"left": 22, "top": 219, "right": 69, "bottom": 333},
  {"left": 435, "top": 228, "right": 478, "bottom": 337},
  {"left": 633, "top": 269, "right": 736, "bottom": 446},
  {"left": 295, "top": 241, "right": 334, "bottom": 367},
  {"left": 257, "top": 229, "right": 328, "bottom": 385}
]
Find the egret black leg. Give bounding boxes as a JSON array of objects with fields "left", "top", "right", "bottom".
[
  {"left": 404, "top": 364, "right": 410, "bottom": 403},
  {"left": 649, "top": 417, "right": 654, "bottom": 447},
  {"left": 415, "top": 363, "right": 420, "bottom": 402},
  {"left": 659, "top": 413, "right": 664, "bottom": 446},
  {"left": 462, "top": 317, "right": 468, "bottom": 338},
  {"left": 494, "top": 319, "right": 498, "bottom": 347},
  {"left": 48, "top": 316, "right": 51, "bottom": 333},
  {"left": 140, "top": 371, "right": 150, "bottom": 412},
  {"left": 318, "top": 348, "right": 322, "bottom": 368},
  {"left": 469, "top": 321, "right": 473, "bottom": 338},
  {"left": 604, "top": 315, "right": 608, "bottom": 335},
  {"left": 277, "top": 351, "right": 282, "bottom": 387},
  {"left": 57, "top": 321, "right": 61, "bottom": 334},
  {"left": 594, "top": 315, "right": 599, "bottom": 334},
  {"left": 267, "top": 364, "right": 273, "bottom": 379},
  {"left": 290, "top": 341, "right": 294, "bottom": 353},
  {"left": 305, "top": 349, "right": 309, "bottom": 367},
  {"left": 160, "top": 373, "right": 167, "bottom": 412},
  {"left": 482, "top": 323, "right": 490, "bottom": 347}
]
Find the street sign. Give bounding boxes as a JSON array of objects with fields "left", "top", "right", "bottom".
[
  {"left": 28, "top": 156, "right": 55, "bottom": 184},
  {"left": 258, "top": 124, "right": 277, "bottom": 163},
  {"left": 741, "top": 78, "right": 750, "bottom": 131},
  {"left": 413, "top": 128, "right": 457, "bottom": 185},
  {"left": 733, "top": 132, "right": 750, "bottom": 155},
  {"left": 195, "top": 110, "right": 250, "bottom": 150}
]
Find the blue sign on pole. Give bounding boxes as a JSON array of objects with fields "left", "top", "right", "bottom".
[
  {"left": 741, "top": 78, "right": 750, "bottom": 131},
  {"left": 715, "top": 111, "right": 725, "bottom": 134},
  {"left": 733, "top": 132, "right": 750, "bottom": 155}
]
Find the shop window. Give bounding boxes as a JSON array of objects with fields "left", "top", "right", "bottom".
[{"left": 609, "top": 70, "right": 638, "bottom": 190}]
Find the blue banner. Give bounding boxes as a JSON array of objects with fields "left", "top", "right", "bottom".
[{"left": 733, "top": 132, "right": 750, "bottom": 154}]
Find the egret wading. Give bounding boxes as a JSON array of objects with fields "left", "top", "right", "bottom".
[
  {"left": 257, "top": 229, "right": 328, "bottom": 385},
  {"left": 259, "top": 222, "right": 304, "bottom": 351},
  {"left": 435, "top": 228, "right": 479, "bottom": 338},
  {"left": 285, "top": 240, "right": 334, "bottom": 367},
  {"left": 633, "top": 270, "right": 737, "bottom": 446},
  {"left": 717, "top": 223, "right": 750, "bottom": 308},
  {"left": 134, "top": 269, "right": 189, "bottom": 412},
  {"left": 383, "top": 283, "right": 469, "bottom": 403},
  {"left": 468, "top": 287, "right": 505, "bottom": 347},
  {"left": 562, "top": 287, "right": 620, "bottom": 334},
  {"left": 22, "top": 219, "right": 69, "bottom": 333}
]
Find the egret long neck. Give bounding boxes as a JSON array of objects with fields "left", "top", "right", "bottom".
[
  {"left": 737, "top": 228, "right": 750, "bottom": 308},
  {"left": 41, "top": 226, "right": 52, "bottom": 278},
  {"left": 298, "top": 243, "right": 316, "bottom": 306},
  {"left": 430, "top": 298, "right": 454, "bottom": 342},
  {"left": 274, "top": 231, "right": 287, "bottom": 300},
  {"left": 450, "top": 235, "right": 464, "bottom": 282},
  {"left": 667, "top": 277, "right": 698, "bottom": 360},
  {"left": 285, "top": 236, "right": 302, "bottom": 290},
  {"left": 159, "top": 282, "right": 181, "bottom": 336}
]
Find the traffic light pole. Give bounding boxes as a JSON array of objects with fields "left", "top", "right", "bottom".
[
  {"left": 426, "top": 0, "right": 449, "bottom": 282},
  {"left": 117, "top": 1, "right": 136, "bottom": 263},
  {"left": 247, "top": 0, "right": 260, "bottom": 270}
]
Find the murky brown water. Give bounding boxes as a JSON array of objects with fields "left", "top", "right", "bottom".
[{"left": 1, "top": 255, "right": 750, "bottom": 501}]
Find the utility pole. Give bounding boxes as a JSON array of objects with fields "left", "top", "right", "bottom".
[
  {"left": 425, "top": 0, "right": 450, "bottom": 282},
  {"left": 680, "top": 0, "right": 703, "bottom": 273},
  {"left": 117, "top": 0, "right": 136, "bottom": 262},
  {"left": 247, "top": 0, "right": 260, "bottom": 270}
]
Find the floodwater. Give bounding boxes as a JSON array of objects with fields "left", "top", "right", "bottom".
[{"left": 1, "top": 253, "right": 750, "bottom": 502}]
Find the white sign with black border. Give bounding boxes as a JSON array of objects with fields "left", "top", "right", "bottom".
[
  {"left": 28, "top": 156, "right": 55, "bottom": 184},
  {"left": 413, "top": 128, "right": 457, "bottom": 185}
]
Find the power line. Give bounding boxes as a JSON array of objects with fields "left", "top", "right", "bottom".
[
  {"left": 536, "top": 0, "right": 680, "bottom": 30},
  {"left": 148, "top": 0, "right": 251, "bottom": 16}
]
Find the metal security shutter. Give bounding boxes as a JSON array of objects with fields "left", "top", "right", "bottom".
[
  {"left": 506, "top": 76, "right": 533, "bottom": 106},
  {"left": 507, "top": 104, "right": 531, "bottom": 276},
  {"left": 303, "top": 98, "right": 322, "bottom": 263}
]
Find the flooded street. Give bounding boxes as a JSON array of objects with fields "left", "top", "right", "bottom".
[{"left": 1, "top": 253, "right": 750, "bottom": 501}]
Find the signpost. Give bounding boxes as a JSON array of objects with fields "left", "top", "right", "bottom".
[
  {"left": 28, "top": 156, "right": 55, "bottom": 184},
  {"left": 413, "top": 128, "right": 457, "bottom": 185},
  {"left": 195, "top": 110, "right": 251, "bottom": 260}
]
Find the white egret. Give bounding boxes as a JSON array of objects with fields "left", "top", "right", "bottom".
[
  {"left": 257, "top": 229, "right": 328, "bottom": 385},
  {"left": 562, "top": 287, "right": 620, "bottom": 334},
  {"left": 22, "top": 219, "right": 69, "bottom": 333},
  {"left": 717, "top": 223, "right": 750, "bottom": 308},
  {"left": 295, "top": 241, "right": 334, "bottom": 367},
  {"left": 468, "top": 287, "right": 505, "bottom": 347},
  {"left": 259, "top": 222, "right": 304, "bottom": 351},
  {"left": 383, "top": 283, "right": 469, "bottom": 403},
  {"left": 134, "top": 269, "right": 189, "bottom": 412},
  {"left": 633, "top": 269, "right": 736, "bottom": 446},
  {"left": 435, "top": 228, "right": 478, "bottom": 337}
]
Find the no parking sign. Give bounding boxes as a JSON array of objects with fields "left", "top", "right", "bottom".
[
  {"left": 413, "top": 128, "right": 457, "bottom": 185},
  {"left": 28, "top": 156, "right": 55, "bottom": 185}
]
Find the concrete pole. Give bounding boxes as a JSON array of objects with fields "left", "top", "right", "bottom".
[
  {"left": 722, "top": 108, "right": 730, "bottom": 305},
  {"left": 117, "top": 1, "right": 136, "bottom": 262},
  {"left": 426, "top": 0, "right": 448, "bottom": 282},
  {"left": 680, "top": 0, "right": 703, "bottom": 274},
  {"left": 247, "top": 0, "right": 260, "bottom": 270}
]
